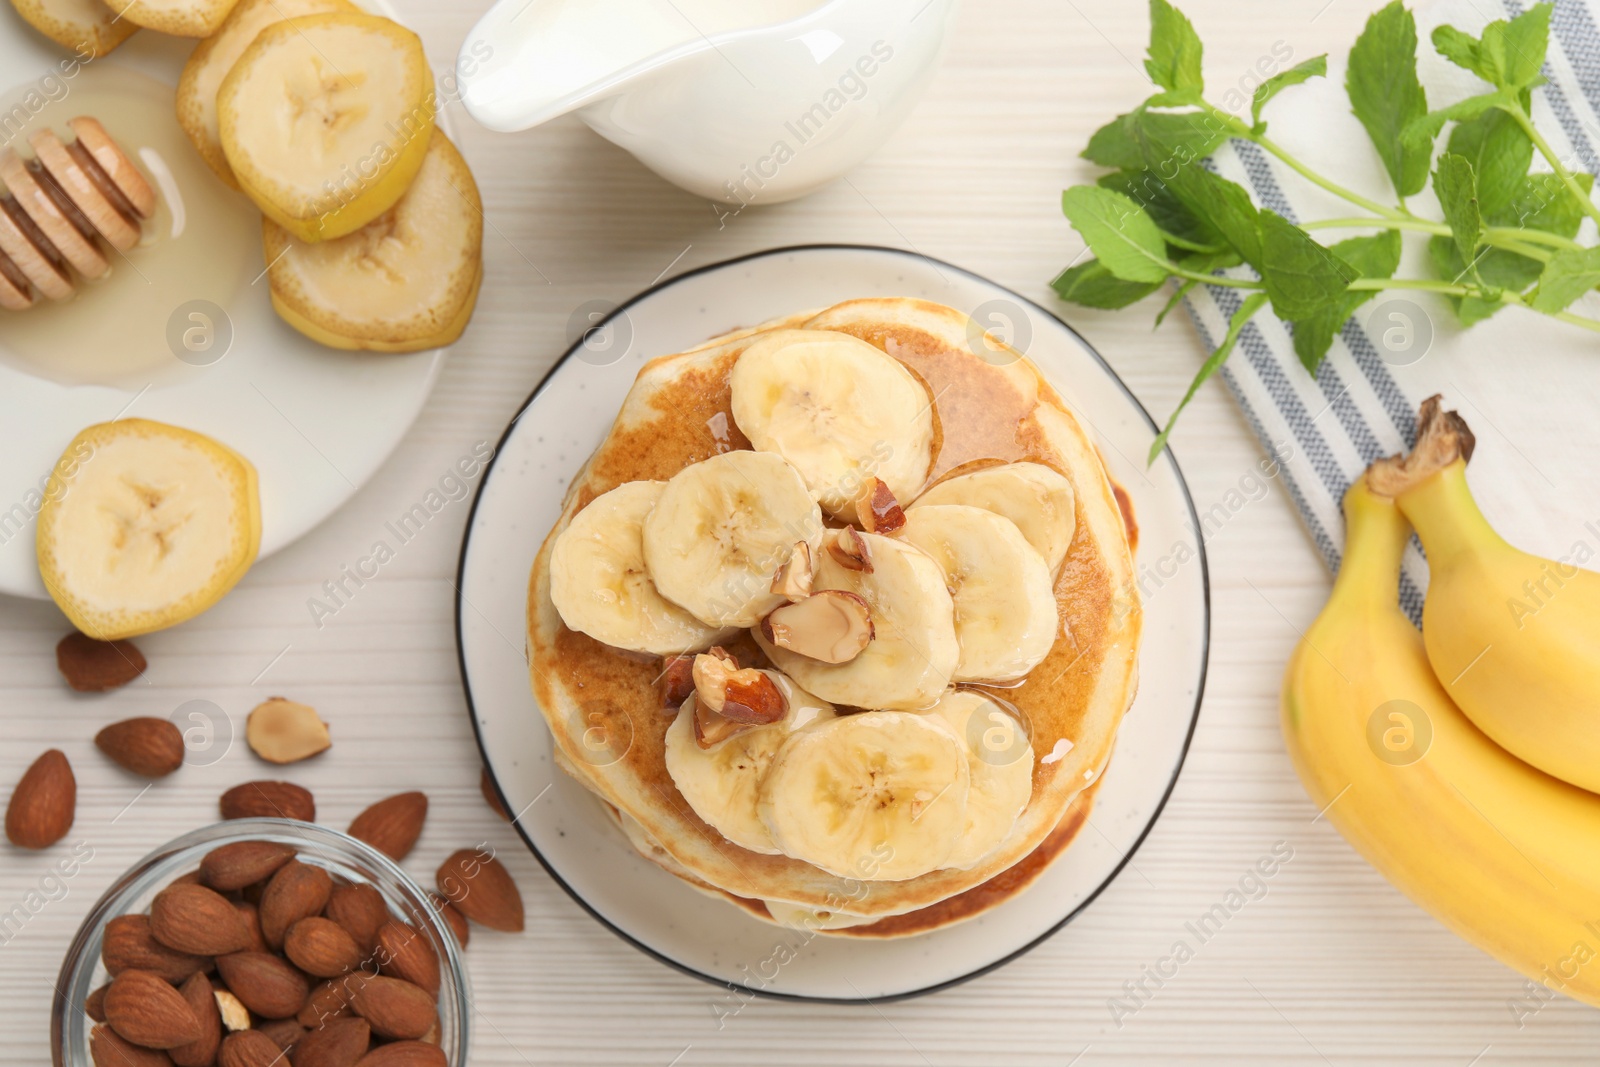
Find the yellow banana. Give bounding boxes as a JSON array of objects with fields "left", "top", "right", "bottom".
[
  {"left": 1282, "top": 480, "right": 1600, "bottom": 1007},
  {"left": 1369, "top": 396, "right": 1600, "bottom": 794}
]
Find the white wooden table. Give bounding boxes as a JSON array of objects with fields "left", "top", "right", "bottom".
[{"left": 6, "top": 0, "right": 1600, "bottom": 1063}]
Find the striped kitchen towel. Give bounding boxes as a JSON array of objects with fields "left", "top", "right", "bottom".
[{"left": 1182, "top": 0, "right": 1600, "bottom": 618}]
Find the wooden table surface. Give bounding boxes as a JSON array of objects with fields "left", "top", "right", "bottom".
[{"left": 6, "top": 0, "right": 1600, "bottom": 1063}]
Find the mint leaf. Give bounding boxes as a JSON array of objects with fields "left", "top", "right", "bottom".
[
  {"left": 1435, "top": 153, "right": 1483, "bottom": 271},
  {"left": 1427, "top": 235, "right": 1541, "bottom": 324},
  {"left": 1408, "top": 89, "right": 1514, "bottom": 143},
  {"left": 1060, "top": 186, "right": 1174, "bottom": 284},
  {"left": 1433, "top": 25, "right": 1499, "bottom": 83},
  {"left": 1532, "top": 247, "right": 1600, "bottom": 313},
  {"left": 1446, "top": 107, "right": 1532, "bottom": 216},
  {"left": 1081, "top": 107, "right": 1230, "bottom": 170},
  {"left": 1097, "top": 170, "right": 1225, "bottom": 252},
  {"left": 1149, "top": 293, "right": 1269, "bottom": 463},
  {"left": 1255, "top": 211, "right": 1359, "bottom": 321},
  {"left": 1051, "top": 259, "right": 1163, "bottom": 309},
  {"left": 1495, "top": 172, "right": 1594, "bottom": 237},
  {"left": 1145, "top": 0, "right": 1204, "bottom": 97},
  {"left": 1288, "top": 230, "right": 1402, "bottom": 371},
  {"left": 1498, "top": 3, "right": 1551, "bottom": 89},
  {"left": 1161, "top": 164, "right": 1263, "bottom": 264},
  {"left": 1348, "top": 1, "right": 1432, "bottom": 198},
  {"left": 1251, "top": 55, "right": 1327, "bottom": 126}
]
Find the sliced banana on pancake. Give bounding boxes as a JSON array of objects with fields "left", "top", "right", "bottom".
[
  {"left": 899, "top": 505, "right": 1058, "bottom": 683},
  {"left": 762, "top": 899, "right": 879, "bottom": 931},
  {"left": 910, "top": 462, "right": 1076, "bottom": 574},
  {"left": 641, "top": 450, "right": 823, "bottom": 629},
  {"left": 729, "top": 330, "right": 935, "bottom": 517},
  {"left": 549, "top": 481, "right": 737, "bottom": 656},
  {"left": 928, "top": 690, "right": 1034, "bottom": 870},
  {"left": 759, "top": 710, "right": 969, "bottom": 881},
  {"left": 754, "top": 529, "right": 957, "bottom": 710},
  {"left": 664, "top": 671, "right": 835, "bottom": 854}
]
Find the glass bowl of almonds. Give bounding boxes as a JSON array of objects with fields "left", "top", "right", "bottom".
[{"left": 52, "top": 818, "right": 470, "bottom": 1066}]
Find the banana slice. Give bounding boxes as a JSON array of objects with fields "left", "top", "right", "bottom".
[
  {"left": 176, "top": 0, "right": 356, "bottom": 188},
  {"left": 899, "top": 504, "right": 1058, "bottom": 683},
  {"left": 549, "top": 481, "right": 737, "bottom": 656},
  {"left": 264, "top": 131, "right": 484, "bottom": 352},
  {"left": 755, "top": 529, "right": 958, "bottom": 710},
  {"left": 36, "top": 419, "right": 261, "bottom": 641},
  {"left": 762, "top": 900, "right": 879, "bottom": 931},
  {"left": 729, "top": 330, "right": 935, "bottom": 517},
  {"left": 218, "top": 12, "right": 435, "bottom": 241},
  {"left": 928, "top": 690, "right": 1034, "bottom": 870},
  {"left": 641, "top": 451, "right": 823, "bottom": 629},
  {"left": 758, "top": 710, "right": 970, "bottom": 881},
  {"left": 10, "top": 0, "right": 137, "bottom": 57},
  {"left": 103, "top": 0, "right": 239, "bottom": 37},
  {"left": 910, "top": 462, "right": 1076, "bottom": 574},
  {"left": 664, "top": 671, "right": 835, "bottom": 854}
]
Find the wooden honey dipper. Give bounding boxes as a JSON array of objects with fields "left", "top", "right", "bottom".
[{"left": 0, "top": 117, "right": 157, "bottom": 312}]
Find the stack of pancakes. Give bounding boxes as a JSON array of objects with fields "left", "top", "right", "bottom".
[{"left": 527, "top": 298, "right": 1141, "bottom": 936}]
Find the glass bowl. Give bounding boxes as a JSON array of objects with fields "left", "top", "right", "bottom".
[{"left": 52, "top": 818, "right": 470, "bottom": 1065}]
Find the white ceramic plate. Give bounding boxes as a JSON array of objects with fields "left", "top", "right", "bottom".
[
  {"left": 0, "top": 14, "right": 447, "bottom": 599},
  {"left": 456, "top": 245, "right": 1210, "bottom": 1002}
]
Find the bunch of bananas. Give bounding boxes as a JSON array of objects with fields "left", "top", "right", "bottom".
[{"left": 1282, "top": 396, "right": 1600, "bottom": 1007}]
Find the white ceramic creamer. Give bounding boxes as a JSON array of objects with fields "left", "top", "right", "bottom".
[{"left": 455, "top": 0, "right": 959, "bottom": 203}]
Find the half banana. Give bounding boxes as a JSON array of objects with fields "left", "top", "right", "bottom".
[
  {"left": 758, "top": 710, "right": 970, "bottom": 882},
  {"left": 36, "top": 419, "right": 261, "bottom": 641},
  {"left": 549, "top": 481, "right": 738, "bottom": 656},
  {"left": 729, "top": 330, "right": 935, "bottom": 517},
  {"left": 263, "top": 131, "right": 484, "bottom": 352},
  {"left": 218, "top": 12, "right": 435, "bottom": 241},
  {"left": 928, "top": 690, "right": 1034, "bottom": 870},
  {"left": 754, "top": 528, "right": 958, "bottom": 711},
  {"left": 910, "top": 461, "right": 1076, "bottom": 575},
  {"left": 900, "top": 504, "right": 1059, "bottom": 683}
]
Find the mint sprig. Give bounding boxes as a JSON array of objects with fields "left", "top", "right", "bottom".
[{"left": 1053, "top": 0, "right": 1600, "bottom": 463}]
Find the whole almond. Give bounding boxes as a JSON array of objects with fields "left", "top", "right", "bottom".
[
  {"left": 255, "top": 1018, "right": 307, "bottom": 1054},
  {"left": 85, "top": 982, "right": 110, "bottom": 1022},
  {"left": 58, "top": 631, "right": 146, "bottom": 692},
  {"left": 259, "top": 860, "right": 333, "bottom": 949},
  {"left": 246, "top": 698, "right": 331, "bottom": 764},
  {"left": 428, "top": 894, "right": 468, "bottom": 949},
  {"left": 95, "top": 718, "right": 185, "bottom": 778},
  {"left": 201, "top": 840, "right": 297, "bottom": 891},
  {"left": 150, "top": 883, "right": 253, "bottom": 955},
  {"left": 374, "top": 920, "right": 439, "bottom": 995},
  {"left": 91, "top": 1023, "right": 174, "bottom": 1067},
  {"left": 324, "top": 883, "right": 386, "bottom": 953},
  {"left": 220, "top": 781, "right": 316, "bottom": 822},
  {"left": 215, "top": 951, "right": 310, "bottom": 1020},
  {"left": 299, "top": 974, "right": 366, "bottom": 1028},
  {"left": 346, "top": 792, "right": 427, "bottom": 862},
  {"left": 219, "top": 1030, "right": 285, "bottom": 1067},
  {"left": 104, "top": 969, "right": 205, "bottom": 1049},
  {"left": 233, "top": 900, "right": 268, "bottom": 953},
  {"left": 356, "top": 1042, "right": 446, "bottom": 1067},
  {"left": 436, "top": 849, "right": 524, "bottom": 932},
  {"left": 170, "top": 973, "right": 222, "bottom": 1067},
  {"left": 285, "top": 916, "right": 363, "bottom": 977},
  {"left": 6, "top": 748, "right": 75, "bottom": 848},
  {"left": 347, "top": 975, "right": 435, "bottom": 1040},
  {"left": 291, "top": 1015, "right": 370, "bottom": 1067},
  {"left": 480, "top": 767, "right": 511, "bottom": 821},
  {"left": 103, "top": 915, "right": 209, "bottom": 982}
]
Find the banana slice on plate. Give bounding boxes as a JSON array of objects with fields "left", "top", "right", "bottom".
[
  {"left": 263, "top": 131, "right": 484, "bottom": 352},
  {"left": 549, "top": 481, "right": 737, "bottom": 656},
  {"left": 900, "top": 504, "right": 1058, "bottom": 683},
  {"left": 928, "top": 690, "right": 1034, "bottom": 870},
  {"left": 102, "top": 0, "right": 239, "bottom": 37},
  {"left": 218, "top": 12, "right": 434, "bottom": 241},
  {"left": 9, "top": 0, "right": 137, "bottom": 57},
  {"left": 758, "top": 710, "right": 970, "bottom": 882},
  {"left": 641, "top": 451, "right": 823, "bottom": 629},
  {"left": 754, "top": 529, "right": 958, "bottom": 710},
  {"left": 177, "top": 0, "right": 356, "bottom": 188},
  {"left": 910, "top": 462, "right": 1076, "bottom": 574},
  {"left": 36, "top": 419, "right": 261, "bottom": 641},
  {"left": 729, "top": 330, "right": 935, "bottom": 517},
  {"left": 664, "top": 671, "right": 835, "bottom": 854}
]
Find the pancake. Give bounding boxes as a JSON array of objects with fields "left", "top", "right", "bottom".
[{"left": 528, "top": 297, "right": 1141, "bottom": 927}]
